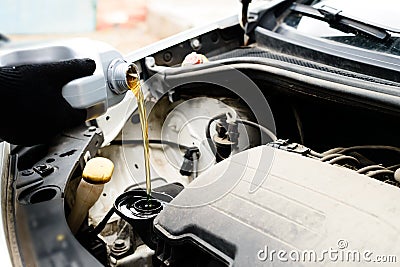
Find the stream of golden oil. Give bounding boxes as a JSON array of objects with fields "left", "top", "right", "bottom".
[{"left": 126, "top": 66, "right": 151, "bottom": 200}]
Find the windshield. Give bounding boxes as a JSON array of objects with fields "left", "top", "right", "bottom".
[{"left": 284, "top": 0, "right": 400, "bottom": 56}]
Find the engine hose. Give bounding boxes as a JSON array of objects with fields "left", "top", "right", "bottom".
[
  {"left": 327, "top": 155, "right": 360, "bottom": 165},
  {"left": 367, "top": 169, "right": 394, "bottom": 178},
  {"left": 357, "top": 165, "right": 385, "bottom": 174},
  {"left": 321, "top": 147, "right": 345, "bottom": 156},
  {"left": 334, "top": 145, "right": 400, "bottom": 154},
  {"left": 309, "top": 150, "right": 324, "bottom": 158},
  {"left": 320, "top": 153, "right": 358, "bottom": 164}
]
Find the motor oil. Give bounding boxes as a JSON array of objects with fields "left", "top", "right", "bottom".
[{"left": 126, "top": 64, "right": 151, "bottom": 200}]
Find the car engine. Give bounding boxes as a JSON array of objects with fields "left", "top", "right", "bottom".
[{"left": 3, "top": 1, "right": 400, "bottom": 266}]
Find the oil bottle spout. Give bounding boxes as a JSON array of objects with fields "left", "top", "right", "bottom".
[{"left": 107, "top": 59, "right": 139, "bottom": 95}]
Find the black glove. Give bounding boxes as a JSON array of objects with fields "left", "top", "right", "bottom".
[{"left": 0, "top": 58, "right": 96, "bottom": 145}]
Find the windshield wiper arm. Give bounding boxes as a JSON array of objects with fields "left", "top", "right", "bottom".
[{"left": 290, "top": 3, "right": 391, "bottom": 41}]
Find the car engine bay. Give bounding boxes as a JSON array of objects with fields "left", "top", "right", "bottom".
[
  {"left": 8, "top": 61, "right": 400, "bottom": 266},
  {"left": 3, "top": 1, "right": 400, "bottom": 266}
]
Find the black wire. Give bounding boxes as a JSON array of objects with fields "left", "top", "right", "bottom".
[
  {"left": 109, "top": 139, "right": 190, "bottom": 150},
  {"left": 236, "top": 119, "right": 277, "bottom": 141},
  {"left": 91, "top": 207, "right": 115, "bottom": 236},
  {"left": 205, "top": 113, "right": 277, "bottom": 154},
  {"left": 205, "top": 113, "right": 226, "bottom": 155},
  {"left": 241, "top": 0, "right": 252, "bottom": 28}
]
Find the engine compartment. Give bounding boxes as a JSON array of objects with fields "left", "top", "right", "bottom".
[
  {"left": 84, "top": 68, "right": 399, "bottom": 266},
  {"left": 7, "top": 50, "right": 399, "bottom": 266},
  {"left": 7, "top": 13, "right": 400, "bottom": 267}
]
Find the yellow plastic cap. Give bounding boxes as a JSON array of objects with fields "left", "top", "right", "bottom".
[{"left": 82, "top": 157, "right": 114, "bottom": 184}]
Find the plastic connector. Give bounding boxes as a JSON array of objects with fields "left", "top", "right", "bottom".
[
  {"left": 180, "top": 147, "right": 201, "bottom": 176},
  {"left": 227, "top": 122, "right": 240, "bottom": 145}
]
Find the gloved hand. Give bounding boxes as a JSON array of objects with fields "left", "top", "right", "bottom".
[{"left": 0, "top": 58, "right": 96, "bottom": 145}]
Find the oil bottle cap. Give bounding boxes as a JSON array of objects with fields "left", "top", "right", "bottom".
[
  {"left": 107, "top": 58, "right": 133, "bottom": 94},
  {"left": 82, "top": 157, "right": 114, "bottom": 184}
]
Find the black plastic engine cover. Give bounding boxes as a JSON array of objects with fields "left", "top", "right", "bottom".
[{"left": 154, "top": 146, "right": 400, "bottom": 266}]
